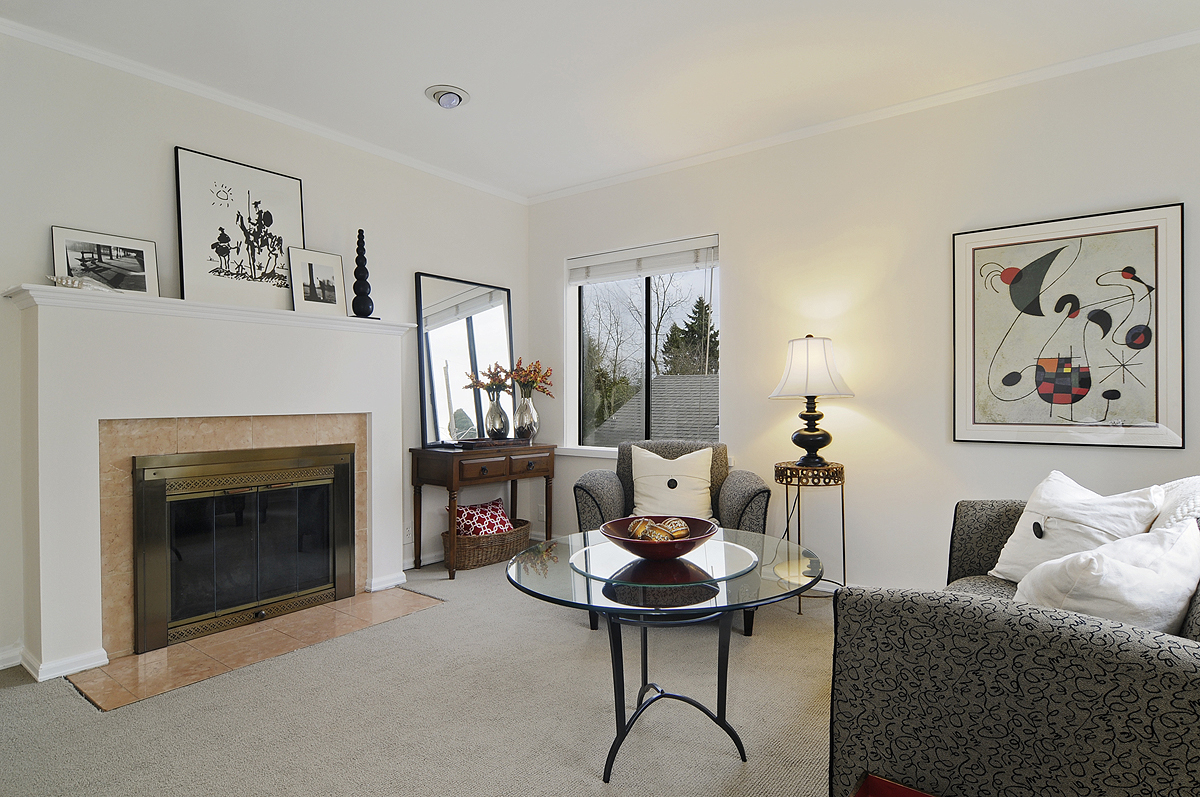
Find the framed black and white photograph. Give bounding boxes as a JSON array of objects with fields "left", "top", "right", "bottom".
[
  {"left": 51, "top": 226, "right": 159, "bottom": 296},
  {"left": 288, "top": 247, "right": 347, "bottom": 316},
  {"left": 175, "top": 146, "right": 304, "bottom": 310},
  {"left": 953, "top": 204, "right": 1183, "bottom": 448}
]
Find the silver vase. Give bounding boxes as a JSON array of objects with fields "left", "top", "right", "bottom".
[
  {"left": 514, "top": 389, "right": 539, "bottom": 441},
  {"left": 484, "top": 391, "right": 510, "bottom": 439}
]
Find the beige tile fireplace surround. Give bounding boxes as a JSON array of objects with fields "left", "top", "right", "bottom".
[
  {"left": 6, "top": 284, "right": 413, "bottom": 681},
  {"left": 99, "top": 413, "right": 371, "bottom": 659}
]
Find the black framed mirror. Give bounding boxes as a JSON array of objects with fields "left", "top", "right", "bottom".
[{"left": 415, "top": 272, "right": 515, "bottom": 447}]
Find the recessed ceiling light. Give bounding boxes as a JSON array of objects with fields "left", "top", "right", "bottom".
[{"left": 425, "top": 85, "right": 469, "bottom": 109}]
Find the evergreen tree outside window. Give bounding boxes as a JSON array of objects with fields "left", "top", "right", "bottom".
[{"left": 569, "top": 236, "right": 719, "bottom": 447}]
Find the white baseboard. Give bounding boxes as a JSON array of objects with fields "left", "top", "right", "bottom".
[
  {"left": 22, "top": 647, "right": 109, "bottom": 682},
  {"left": 367, "top": 570, "right": 407, "bottom": 591},
  {"left": 0, "top": 642, "right": 22, "bottom": 669}
]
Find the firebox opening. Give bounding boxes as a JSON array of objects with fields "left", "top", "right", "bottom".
[{"left": 134, "top": 444, "right": 355, "bottom": 653}]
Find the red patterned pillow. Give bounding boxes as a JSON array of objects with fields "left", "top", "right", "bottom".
[{"left": 452, "top": 498, "right": 513, "bottom": 536}]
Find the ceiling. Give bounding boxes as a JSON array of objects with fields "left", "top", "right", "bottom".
[{"left": 4, "top": 1, "right": 1200, "bottom": 202}]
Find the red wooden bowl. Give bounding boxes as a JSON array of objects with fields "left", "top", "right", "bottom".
[{"left": 599, "top": 515, "right": 718, "bottom": 560}]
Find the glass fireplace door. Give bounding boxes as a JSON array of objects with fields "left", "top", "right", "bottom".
[{"left": 167, "top": 481, "right": 333, "bottom": 625}]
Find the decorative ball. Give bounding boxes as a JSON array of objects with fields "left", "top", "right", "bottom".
[{"left": 352, "top": 295, "right": 374, "bottom": 317}]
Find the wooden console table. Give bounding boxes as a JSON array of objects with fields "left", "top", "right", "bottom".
[{"left": 410, "top": 444, "right": 555, "bottom": 579}]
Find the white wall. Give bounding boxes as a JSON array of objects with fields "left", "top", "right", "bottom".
[
  {"left": 0, "top": 34, "right": 528, "bottom": 658},
  {"left": 6, "top": 30, "right": 1200, "bottom": 661},
  {"left": 530, "top": 44, "right": 1200, "bottom": 589}
]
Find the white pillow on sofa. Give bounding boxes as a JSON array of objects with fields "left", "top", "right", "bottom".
[
  {"left": 989, "top": 470, "right": 1164, "bottom": 583},
  {"left": 631, "top": 445, "right": 714, "bottom": 520},
  {"left": 1014, "top": 519, "right": 1200, "bottom": 635},
  {"left": 1153, "top": 475, "right": 1200, "bottom": 531}
]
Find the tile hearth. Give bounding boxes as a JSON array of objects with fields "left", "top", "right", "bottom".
[{"left": 67, "top": 587, "right": 440, "bottom": 710}]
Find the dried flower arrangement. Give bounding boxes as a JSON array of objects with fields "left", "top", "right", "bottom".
[
  {"left": 509, "top": 357, "right": 554, "bottom": 398},
  {"left": 464, "top": 362, "right": 510, "bottom": 398}
]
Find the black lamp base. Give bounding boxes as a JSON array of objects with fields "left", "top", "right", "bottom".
[
  {"left": 791, "top": 395, "right": 833, "bottom": 468},
  {"left": 793, "top": 452, "right": 830, "bottom": 468}
]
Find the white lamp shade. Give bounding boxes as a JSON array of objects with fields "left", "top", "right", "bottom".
[{"left": 768, "top": 336, "right": 854, "bottom": 399}]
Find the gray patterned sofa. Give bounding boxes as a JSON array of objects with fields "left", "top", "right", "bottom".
[{"left": 829, "top": 499, "right": 1200, "bottom": 797}]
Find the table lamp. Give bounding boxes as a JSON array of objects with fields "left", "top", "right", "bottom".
[{"left": 768, "top": 335, "right": 853, "bottom": 467}]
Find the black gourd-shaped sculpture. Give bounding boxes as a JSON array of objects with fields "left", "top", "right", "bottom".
[{"left": 351, "top": 229, "right": 374, "bottom": 318}]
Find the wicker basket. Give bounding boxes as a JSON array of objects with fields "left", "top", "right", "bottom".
[{"left": 441, "top": 519, "right": 531, "bottom": 570}]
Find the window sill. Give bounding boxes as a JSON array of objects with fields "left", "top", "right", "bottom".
[{"left": 555, "top": 445, "right": 617, "bottom": 460}]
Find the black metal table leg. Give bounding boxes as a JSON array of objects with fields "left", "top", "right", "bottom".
[
  {"left": 636, "top": 624, "right": 653, "bottom": 704},
  {"left": 604, "top": 614, "right": 626, "bottom": 736},
  {"left": 601, "top": 611, "right": 747, "bottom": 783}
]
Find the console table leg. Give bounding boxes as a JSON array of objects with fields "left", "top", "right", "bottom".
[
  {"left": 545, "top": 476, "right": 553, "bottom": 539},
  {"left": 446, "top": 489, "right": 458, "bottom": 580},
  {"left": 412, "top": 485, "right": 423, "bottom": 569}
]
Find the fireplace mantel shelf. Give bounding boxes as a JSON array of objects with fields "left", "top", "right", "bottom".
[{"left": 4, "top": 283, "right": 415, "bottom": 336}]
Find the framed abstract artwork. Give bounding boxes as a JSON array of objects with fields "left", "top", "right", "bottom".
[
  {"left": 953, "top": 204, "right": 1183, "bottom": 448},
  {"left": 51, "top": 226, "right": 159, "bottom": 296},
  {"left": 175, "top": 147, "right": 304, "bottom": 310},
  {"left": 287, "top": 247, "right": 347, "bottom": 316}
]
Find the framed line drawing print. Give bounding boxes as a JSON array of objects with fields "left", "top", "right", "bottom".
[
  {"left": 51, "top": 226, "right": 159, "bottom": 296},
  {"left": 953, "top": 204, "right": 1183, "bottom": 448},
  {"left": 175, "top": 147, "right": 304, "bottom": 310}
]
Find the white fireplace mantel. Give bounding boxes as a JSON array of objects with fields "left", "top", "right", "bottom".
[
  {"left": 5, "top": 284, "right": 414, "bottom": 680},
  {"left": 4, "top": 283, "right": 416, "bottom": 336}
]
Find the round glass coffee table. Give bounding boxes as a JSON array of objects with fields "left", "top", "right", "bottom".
[{"left": 507, "top": 528, "right": 822, "bottom": 782}]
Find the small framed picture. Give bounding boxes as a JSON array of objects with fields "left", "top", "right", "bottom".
[
  {"left": 51, "top": 226, "right": 159, "bottom": 296},
  {"left": 288, "top": 247, "right": 347, "bottom": 316}
]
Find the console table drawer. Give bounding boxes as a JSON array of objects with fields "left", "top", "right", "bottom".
[
  {"left": 510, "top": 453, "right": 551, "bottom": 476},
  {"left": 459, "top": 457, "right": 506, "bottom": 481}
]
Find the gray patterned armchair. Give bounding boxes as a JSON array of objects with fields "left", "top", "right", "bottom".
[
  {"left": 573, "top": 440, "right": 771, "bottom": 535},
  {"left": 829, "top": 499, "right": 1200, "bottom": 797},
  {"left": 574, "top": 440, "right": 772, "bottom": 634}
]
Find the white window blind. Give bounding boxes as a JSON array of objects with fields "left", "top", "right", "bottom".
[
  {"left": 567, "top": 234, "right": 718, "bottom": 286},
  {"left": 421, "top": 286, "right": 507, "bottom": 332}
]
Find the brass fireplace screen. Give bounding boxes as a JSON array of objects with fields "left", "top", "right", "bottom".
[{"left": 133, "top": 445, "right": 355, "bottom": 653}]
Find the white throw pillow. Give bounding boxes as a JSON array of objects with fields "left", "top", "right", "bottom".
[
  {"left": 1014, "top": 519, "right": 1200, "bottom": 635},
  {"left": 631, "top": 445, "right": 714, "bottom": 520},
  {"left": 989, "top": 470, "right": 1164, "bottom": 583},
  {"left": 1153, "top": 475, "right": 1200, "bottom": 531}
]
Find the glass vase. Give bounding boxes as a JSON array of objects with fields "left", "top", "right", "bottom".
[
  {"left": 514, "top": 387, "right": 539, "bottom": 441},
  {"left": 484, "top": 389, "right": 510, "bottom": 439}
]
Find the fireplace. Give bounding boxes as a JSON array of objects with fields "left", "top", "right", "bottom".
[
  {"left": 7, "top": 284, "right": 411, "bottom": 681},
  {"left": 133, "top": 444, "right": 355, "bottom": 653}
]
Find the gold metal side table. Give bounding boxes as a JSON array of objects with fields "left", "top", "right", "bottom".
[{"left": 774, "top": 461, "right": 846, "bottom": 590}]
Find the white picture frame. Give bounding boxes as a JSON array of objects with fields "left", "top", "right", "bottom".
[
  {"left": 288, "top": 247, "right": 347, "bottom": 316},
  {"left": 51, "top": 226, "right": 159, "bottom": 296},
  {"left": 953, "top": 204, "right": 1183, "bottom": 448}
]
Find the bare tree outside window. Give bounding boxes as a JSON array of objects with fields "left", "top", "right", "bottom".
[
  {"left": 580, "top": 269, "right": 719, "bottom": 446},
  {"left": 581, "top": 278, "right": 644, "bottom": 445}
]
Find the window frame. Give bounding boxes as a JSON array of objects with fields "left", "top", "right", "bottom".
[{"left": 566, "top": 236, "right": 719, "bottom": 449}]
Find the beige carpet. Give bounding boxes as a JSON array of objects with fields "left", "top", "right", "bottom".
[{"left": 0, "top": 561, "right": 834, "bottom": 796}]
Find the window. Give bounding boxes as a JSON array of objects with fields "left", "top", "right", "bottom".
[{"left": 569, "top": 236, "right": 719, "bottom": 447}]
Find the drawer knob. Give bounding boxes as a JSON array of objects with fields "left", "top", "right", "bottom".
[
  {"left": 526, "top": 461, "right": 535, "bottom": 470},
  {"left": 480, "top": 466, "right": 489, "bottom": 475}
]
